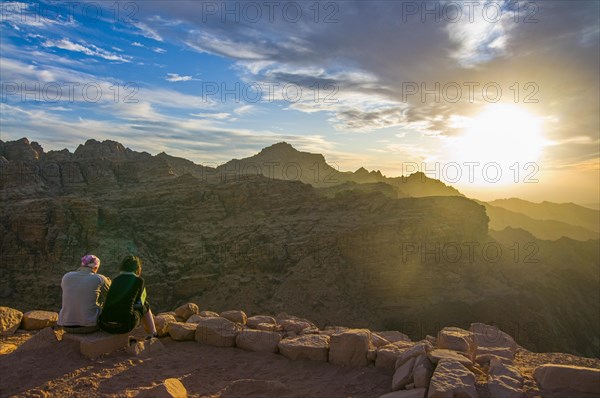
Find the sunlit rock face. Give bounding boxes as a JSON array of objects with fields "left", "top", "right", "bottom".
[{"left": 0, "top": 138, "right": 598, "bottom": 357}]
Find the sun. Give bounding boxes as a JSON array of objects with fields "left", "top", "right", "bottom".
[{"left": 452, "top": 104, "right": 545, "bottom": 166}]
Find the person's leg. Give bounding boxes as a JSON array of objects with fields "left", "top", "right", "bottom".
[
  {"left": 133, "top": 301, "right": 157, "bottom": 337},
  {"left": 142, "top": 308, "right": 157, "bottom": 336}
]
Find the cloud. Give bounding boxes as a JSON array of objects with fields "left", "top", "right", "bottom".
[
  {"left": 0, "top": 54, "right": 214, "bottom": 113},
  {"left": 133, "top": 22, "right": 164, "bottom": 42},
  {"left": 136, "top": 87, "right": 215, "bottom": 110},
  {"left": 47, "top": 106, "right": 72, "bottom": 112},
  {"left": 0, "top": 2, "right": 66, "bottom": 28},
  {"left": 445, "top": 1, "right": 516, "bottom": 67},
  {"left": 132, "top": 42, "right": 145, "bottom": 47},
  {"left": 190, "top": 112, "right": 231, "bottom": 120},
  {"left": 153, "top": 47, "right": 167, "bottom": 54},
  {"left": 328, "top": 106, "right": 407, "bottom": 132},
  {"left": 0, "top": 40, "right": 88, "bottom": 70},
  {"left": 234, "top": 105, "right": 256, "bottom": 115},
  {"left": 109, "top": 101, "right": 163, "bottom": 122},
  {"left": 184, "top": 32, "right": 271, "bottom": 60},
  {"left": 42, "top": 38, "right": 131, "bottom": 62},
  {"left": 165, "top": 73, "right": 192, "bottom": 82}
]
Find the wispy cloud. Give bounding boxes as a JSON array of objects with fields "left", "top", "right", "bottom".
[
  {"left": 133, "top": 22, "right": 163, "bottom": 42},
  {"left": 42, "top": 38, "right": 131, "bottom": 63},
  {"left": 234, "top": 105, "right": 256, "bottom": 115},
  {"left": 165, "top": 73, "right": 193, "bottom": 82},
  {"left": 0, "top": 54, "right": 214, "bottom": 114},
  {"left": 185, "top": 31, "right": 272, "bottom": 60},
  {"left": 0, "top": 1, "right": 70, "bottom": 28},
  {"left": 190, "top": 112, "right": 231, "bottom": 120}
]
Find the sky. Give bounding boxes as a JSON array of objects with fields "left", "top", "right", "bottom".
[{"left": 0, "top": 0, "right": 598, "bottom": 204}]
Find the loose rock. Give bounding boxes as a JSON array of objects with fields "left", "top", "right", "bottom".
[
  {"left": 427, "top": 359, "right": 477, "bottom": 398},
  {"left": 256, "top": 323, "right": 277, "bottom": 331},
  {"left": 220, "top": 310, "right": 247, "bottom": 325},
  {"left": 185, "top": 314, "right": 203, "bottom": 324},
  {"left": 21, "top": 310, "right": 58, "bottom": 330},
  {"left": 137, "top": 378, "right": 187, "bottom": 398},
  {"left": 395, "top": 341, "right": 433, "bottom": 369},
  {"left": 174, "top": 303, "right": 199, "bottom": 321},
  {"left": 487, "top": 356, "right": 525, "bottom": 398},
  {"left": 154, "top": 314, "right": 176, "bottom": 337},
  {"left": 247, "top": 315, "right": 276, "bottom": 329},
  {"left": 236, "top": 329, "right": 281, "bottom": 353},
  {"left": 199, "top": 311, "right": 219, "bottom": 317},
  {"left": 329, "top": 328, "right": 372, "bottom": 367},
  {"left": 533, "top": 364, "right": 600, "bottom": 394},
  {"left": 376, "top": 330, "right": 411, "bottom": 344},
  {"left": 436, "top": 327, "right": 473, "bottom": 353},
  {"left": 470, "top": 323, "right": 517, "bottom": 359},
  {"left": 376, "top": 342, "right": 414, "bottom": 369},
  {"left": 195, "top": 317, "right": 241, "bottom": 347},
  {"left": 168, "top": 322, "right": 196, "bottom": 341},
  {"left": 413, "top": 354, "right": 434, "bottom": 388},
  {"left": 428, "top": 349, "right": 472, "bottom": 367},
  {"left": 392, "top": 356, "right": 415, "bottom": 390},
  {"left": 278, "top": 334, "right": 330, "bottom": 362},
  {"left": 371, "top": 332, "right": 392, "bottom": 348},
  {"left": 0, "top": 307, "right": 23, "bottom": 335}
]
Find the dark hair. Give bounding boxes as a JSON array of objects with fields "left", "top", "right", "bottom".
[{"left": 120, "top": 255, "right": 142, "bottom": 275}]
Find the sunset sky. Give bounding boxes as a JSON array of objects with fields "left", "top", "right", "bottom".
[{"left": 1, "top": 0, "right": 598, "bottom": 204}]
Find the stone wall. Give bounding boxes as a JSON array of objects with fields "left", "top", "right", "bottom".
[{"left": 2, "top": 305, "right": 598, "bottom": 398}]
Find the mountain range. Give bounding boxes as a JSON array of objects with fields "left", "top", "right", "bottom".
[{"left": 0, "top": 138, "right": 598, "bottom": 357}]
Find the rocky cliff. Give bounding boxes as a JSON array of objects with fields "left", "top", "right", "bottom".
[{"left": 0, "top": 138, "right": 598, "bottom": 357}]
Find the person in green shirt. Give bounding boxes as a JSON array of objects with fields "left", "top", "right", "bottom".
[{"left": 99, "top": 255, "right": 157, "bottom": 337}]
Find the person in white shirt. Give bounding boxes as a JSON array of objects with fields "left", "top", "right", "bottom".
[{"left": 58, "top": 254, "right": 111, "bottom": 333}]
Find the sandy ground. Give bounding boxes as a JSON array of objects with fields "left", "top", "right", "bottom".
[
  {"left": 0, "top": 329, "right": 393, "bottom": 398},
  {"left": 0, "top": 329, "right": 598, "bottom": 398}
]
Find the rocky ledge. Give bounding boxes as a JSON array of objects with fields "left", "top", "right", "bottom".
[{"left": 1, "top": 305, "right": 598, "bottom": 398}]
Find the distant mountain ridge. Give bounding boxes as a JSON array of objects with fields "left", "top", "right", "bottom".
[
  {"left": 1, "top": 138, "right": 595, "bottom": 241},
  {"left": 480, "top": 201, "right": 600, "bottom": 241},
  {"left": 0, "top": 139, "right": 460, "bottom": 198},
  {"left": 1, "top": 138, "right": 596, "bottom": 242},
  {"left": 217, "top": 141, "right": 463, "bottom": 197},
  {"left": 581, "top": 203, "right": 600, "bottom": 210},
  {"left": 214, "top": 141, "right": 599, "bottom": 241},
  {"left": 489, "top": 198, "right": 600, "bottom": 233},
  {"left": 0, "top": 137, "right": 212, "bottom": 186}
]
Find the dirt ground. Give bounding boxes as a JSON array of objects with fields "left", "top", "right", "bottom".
[{"left": 1, "top": 329, "right": 598, "bottom": 398}]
